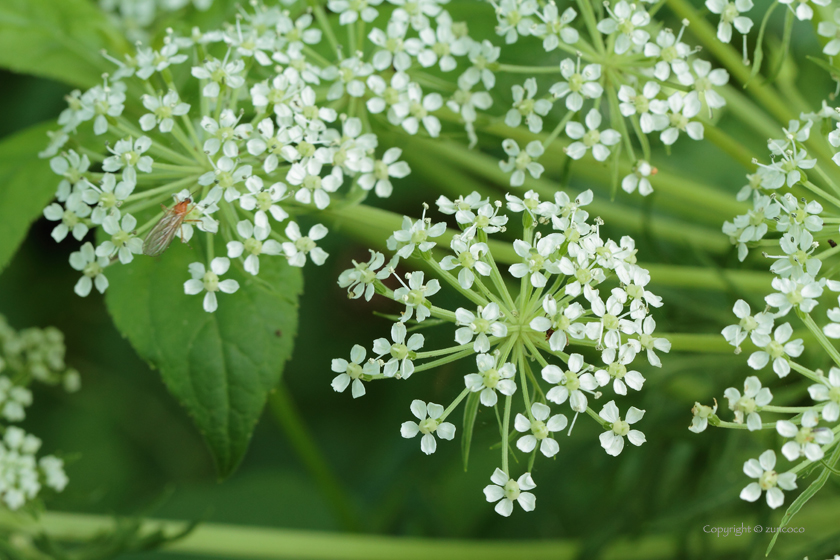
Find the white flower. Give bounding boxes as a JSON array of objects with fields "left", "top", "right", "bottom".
[
  {"left": 357, "top": 148, "right": 411, "bottom": 198},
  {"left": 723, "top": 376, "right": 772, "bottom": 430},
  {"left": 69, "top": 242, "right": 109, "bottom": 297},
  {"left": 505, "top": 78, "right": 553, "bottom": 133},
  {"left": 740, "top": 450, "right": 796, "bottom": 509},
  {"left": 508, "top": 233, "right": 563, "bottom": 287},
  {"left": 413, "top": 12, "right": 470, "bottom": 71},
  {"left": 808, "top": 367, "right": 840, "bottom": 421},
  {"left": 102, "top": 136, "right": 154, "bottom": 185},
  {"left": 393, "top": 271, "right": 440, "bottom": 323},
  {"left": 82, "top": 81, "right": 126, "bottom": 135},
  {"left": 533, "top": 4, "right": 579, "bottom": 51},
  {"left": 595, "top": 345, "right": 644, "bottom": 395},
  {"left": 183, "top": 257, "right": 240, "bottom": 313},
  {"left": 689, "top": 401, "right": 717, "bottom": 433},
  {"left": 440, "top": 237, "right": 491, "bottom": 289},
  {"left": 139, "top": 91, "right": 190, "bottom": 132},
  {"left": 597, "top": 1, "right": 650, "bottom": 54},
  {"left": 529, "top": 296, "right": 586, "bottom": 351},
  {"left": 373, "top": 322, "right": 424, "bottom": 378},
  {"left": 747, "top": 322, "right": 804, "bottom": 377},
  {"left": 651, "top": 93, "right": 703, "bottom": 145},
  {"left": 369, "top": 20, "right": 412, "bottom": 71},
  {"left": 464, "top": 40, "right": 501, "bottom": 90},
  {"left": 191, "top": 57, "right": 246, "bottom": 98},
  {"left": 565, "top": 109, "right": 620, "bottom": 161},
  {"left": 43, "top": 194, "right": 91, "bottom": 242},
  {"left": 389, "top": 83, "right": 443, "bottom": 137},
  {"left": 776, "top": 411, "right": 834, "bottom": 462},
  {"left": 706, "top": 0, "right": 754, "bottom": 43},
  {"left": 542, "top": 353, "right": 598, "bottom": 412},
  {"left": 286, "top": 160, "right": 342, "bottom": 210},
  {"left": 499, "top": 139, "right": 545, "bottom": 187},
  {"left": 331, "top": 345, "right": 379, "bottom": 398},
  {"left": 328, "top": 0, "right": 383, "bottom": 25},
  {"left": 136, "top": 43, "right": 188, "bottom": 79},
  {"left": 324, "top": 57, "right": 374, "bottom": 100},
  {"left": 201, "top": 109, "right": 253, "bottom": 156},
  {"left": 455, "top": 303, "right": 508, "bottom": 352},
  {"left": 721, "top": 299, "right": 774, "bottom": 350},
  {"left": 0, "top": 377, "right": 32, "bottom": 421},
  {"left": 598, "top": 401, "right": 645, "bottom": 456},
  {"left": 400, "top": 400, "right": 455, "bottom": 454},
  {"left": 82, "top": 173, "right": 134, "bottom": 224},
  {"left": 778, "top": 0, "right": 830, "bottom": 21},
  {"left": 96, "top": 213, "right": 143, "bottom": 264},
  {"left": 765, "top": 275, "right": 824, "bottom": 316},
  {"left": 226, "top": 220, "right": 283, "bottom": 275},
  {"left": 644, "top": 28, "right": 691, "bottom": 80},
  {"left": 494, "top": 0, "right": 538, "bottom": 43},
  {"left": 818, "top": 8, "right": 840, "bottom": 55},
  {"left": 618, "top": 83, "right": 667, "bottom": 134},
  {"left": 283, "top": 222, "right": 329, "bottom": 266},
  {"left": 338, "top": 251, "right": 390, "bottom": 301},
  {"left": 628, "top": 316, "right": 670, "bottom": 367},
  {"left": 550, "top": 59, "right": 602, "bottom": 111},
  {"left": 515, "top": 403, "right": 567, "bottom": 457},
  {"left": 483, "top": 469, "right": 536, "bottom": 516},
  {"left": 388, "top": 214, "right": 447, "bottom": 258},
  {"left": 238, "top": 178, "right": 289, "bottom": 229},
  {"left": 464, "top": 353, "right": 517, "bottom": 406}
]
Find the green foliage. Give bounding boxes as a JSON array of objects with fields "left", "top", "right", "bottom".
[
  {"left": 105, "top": 242, "right": 303, "bottom": 478},
  {"left": 0, "top": 122, "right": 66, "bottom": 275},
  {"left": 461, "top": 391, "right": 480, "bottom": 471},
  {"left": 0, "top": 0, "right": 127, "bottom": 89}
]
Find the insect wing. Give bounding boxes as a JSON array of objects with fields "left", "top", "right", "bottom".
[{"left": 142, "top": 209, "right": 186, "bottom": 256}]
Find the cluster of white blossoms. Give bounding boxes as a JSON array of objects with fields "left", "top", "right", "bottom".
[
  {"left": 0, "top": 316, "right": 76, "bottom": 511},
  {"left": 486, "top": 0, "right": 732, "bottom": 196},
  {"left": 333, "top": 189, "right": 669, "bottom": 516},
  {"left": 691, "top": 102, "right": 840, "bottom": 510}
]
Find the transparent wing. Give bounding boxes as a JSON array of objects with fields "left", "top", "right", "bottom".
[{"left": 142, "top": 210, "right": 185, "bottom": 257}]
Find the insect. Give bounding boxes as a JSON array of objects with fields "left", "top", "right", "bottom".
[{"left": 142, "top": 197, "right": 197, "bottom": 256}]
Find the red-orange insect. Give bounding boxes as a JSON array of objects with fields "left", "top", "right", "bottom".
[{"left": 142, "top": 197, "right": 195, "bottom": 256}]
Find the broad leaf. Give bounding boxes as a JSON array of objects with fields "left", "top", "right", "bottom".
[
  {"left": 105, "top": 243, "right": 303, "bottom": 478},
  {"left": 0, "top": 0, "right": 126, "bottom": 89},
  {"left": 0, "top": 121, "right": 66, "bottom": 274}
]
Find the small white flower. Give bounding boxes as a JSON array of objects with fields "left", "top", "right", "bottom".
[
  {"left": 508, "top": 233, "right": 563, "bottom": 287},
  {"left": 533, "top": 4, "right": 579, "bottom": 51},
  {"left": 283, "top": 222, "right": 329, "bottom": 266},
  {"left": 722, "top": 299, "right": 774, "bottom": 350},
  {"left": 96, "top": 213, "right": 143, "bottom": 264},
  {"left": 440, "top": 237, "right": 492, "bottom": 289},
  {"left": 651, "top": 93, "right": 703, "bottom": 145},
  {"left": 400, "top": 400, "right": 455, "bottom": 454},
  {"left": 529, "top": 296, "right": 586, "bottom": 351},
  {"left": 373, "top": 322, "right": 424, "bottom": 378},
  {"left": 550, "top": 59, "right": 602, "bottom": 111},
  {"left": 747, "top": 322, "right": 804, "bottom": 377},
  {"left": 505, "top": 78, "right": 553, "bottom": 133},
  {"left": 483, "top": 469, "right": 536, "bottom": 516},
  {"left": 338, "top": 251, "right": 390, "bottom": 301},
  {"left": 595, "top": 345, "right": 644, "bottom": 395},
  {"left": 542, "top": 353, "right": 598, "bottom": 412},
  {"left": 393, "top": 271, "right": 441, "bottom": 323},
  {"left": 464, "top": 353, "right": 517, "bottom": 406},
  {"left": 102, "top": 136, "right": 154, "bottom": 185},
  {"left": 808, "top": 367, "right": 840, "bottom": 422},
  {"left": 499, "top": 139, "right": 545, "bottom": 187},
  {"left": 69, "top": 242, "right": 109, "bottom": 297},
  {"left": 776, "top": 411, "right": 834, "bottom": 462},
  {"left": 627, "top": 316, "right": 670, "bottom": 367},
  {"left": 598, "top": 401, "right": 645, "bottom": 456},
  {"left": 357, "top": 148, "right": 411, "bottom": 198},
  {"left": 183, "top": 257, "right": 240, "bottom": 313},
  {"left": 455, "top": 303, "right": 508, "bottom": 352},
  {"left": 226, "top": 220, "right": 283, "bottom": 275},
  {"left": 331, "top": 345, "right": 379, "bottom": 398},
  {"left": 514, "top": 403, "right": 567, "bottom": 457},
  {"left": 139, "top": 90, "right": 190, "bottom": 133},
  {"left": 740, "top": 450, "right": 796, "bottom": 509},
  {"left": 388, "top": 214, "right": 447, "bottom": 258},
  {"left": 706, "top": 0, "right": 754, "bottom": 43},
  {"left": 565, "top": 109, "right": 620, "bottom": 161},
  {"left": 597, "top": 1, "right": 651, "bottom": 54},
  {"left": 191, "top": 57, "right": 246, "bottom": 98},
  {"left": 724, "top": 376, "right": 772, "bottom": 430},
  {"left": 689, "top": 401, "right": 717, "bottom": 433},
  {"left": 778, "top": 0, "right": 830, "bottom": 21}
]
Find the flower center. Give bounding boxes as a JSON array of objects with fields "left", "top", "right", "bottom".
[
  {"left": 203, "top": 271, "right": 220, "bottom": 292},
  {"left": 418, "top": 417, "right": 437, "bottom": 434},
  {"left": 503, "top": 479, "right": 521, "bottom": 500},
  {"left": 758, "top": 470, "right": 778, "bottom": 490}
]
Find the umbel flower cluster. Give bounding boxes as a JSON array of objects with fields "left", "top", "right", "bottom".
[
  {"left": 692, "top": 107, "right": 840, "bottom": 510},
  {"left": 41, "top": 0, "right": 742, "bottom": 312},
  {"left": 333, "top": 189, "right": 669, "bottom": 516},
  {"left": 0, "top": 315, "right": 76, "bottom": 511}
]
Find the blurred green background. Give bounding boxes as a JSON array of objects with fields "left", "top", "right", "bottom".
[{"left": 1, "top": 0, "right": 839, "bottom": 557}]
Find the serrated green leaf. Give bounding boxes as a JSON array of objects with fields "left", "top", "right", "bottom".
[
  {"left": 461, "top": 391, "right": 480, "bottom": 471},
  {"left": 766, "top": 442, "right": 840, "bottom": 556},
  {"left": 0, "top": 0, "right": 127, "bottom": 89},
  {"left": 0, "top": 121, "right": 66, "bottom": 274},
  {"left": 105, "top": 242, "right": 303, "bottom": 478}
]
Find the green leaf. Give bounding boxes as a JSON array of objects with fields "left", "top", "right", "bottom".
[
  {"left": 0, "top": 0, "right": 126, "bottom": 89},
  {"left": 461, "top": 391, "right": 480, "bottom": 471},
  {"left": 765, "top": 442, "right": 840, "bottom": 556},
  {"left": 0, "top": 121, "right": 63, "bottom": 274},
  {"left": 105, "top": 243, "right": 303, "bottom": 478}
]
